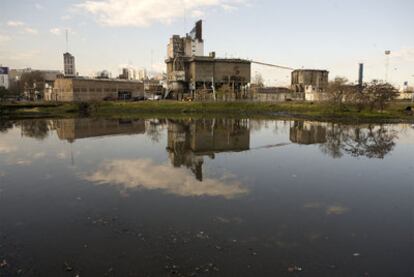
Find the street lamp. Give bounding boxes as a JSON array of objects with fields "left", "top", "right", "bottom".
[{"left": 385, "top": 50, "right": 391, "bottom": 83}]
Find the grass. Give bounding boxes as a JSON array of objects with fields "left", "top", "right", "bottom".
[{"left": 1, "top": 100, "right": 413, "bottom": 123}]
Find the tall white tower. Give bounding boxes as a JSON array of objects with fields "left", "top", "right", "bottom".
[{"left": 63, "top": 52, "right": 76, "bottom": 77}]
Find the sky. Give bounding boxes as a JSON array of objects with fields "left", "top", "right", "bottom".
[{"left": 0, "top": 0, "right": 413, "bottom": 86}]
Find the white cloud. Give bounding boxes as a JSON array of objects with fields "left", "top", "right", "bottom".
[
  {"left": 0, "top": 34, "right": 11, "bottom": 43},
  {"left": 0, "top": 142, "right": 17, "bottom": 154},
  {"left": 0, "top": 49, "right": 41, "bottom": 61},
  {"left": 191, "top": 10, "right": 205, "bottom": 18},
  {"left": 50, "top": 28, "right": 62, "bottom": 35},
  {"left": 85, "top": 159, "right": 248, "bottom": 198},
  {"left": 7, "top": 20, "right": 24, "bottom": 27},
  {"left": 393, "top": 47, "right": 414, "bottom": 63},
  {"left": 49, "top": 27, "right": 75, "bottom": 36},
  {"left": 13, "top": 160, "right": 32, "bottom": 166},
  {"left": 56, "top": 152, "right": 67, "bottom": 159},
  {"left": 61, "top": 15, "right": 72, "bottom": 21},
  {"left": 24, "top": 27, "right": 38, "bottom": 35},
  {"left": 76, "top": 0, "right": 248, "bottom": 27},
  {"left": 32, "top": 152, "right": 46, "bottom": 159},
  {"left": 35, "top": 3, "right": 44, "bottom": 10},
  {"left": 6, "top": 21, "right": 38, "bottom": 35}
]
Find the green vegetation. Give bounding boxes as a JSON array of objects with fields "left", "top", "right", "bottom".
[{"left": 1, "top": 100, "right": 413, "bottom": 123}]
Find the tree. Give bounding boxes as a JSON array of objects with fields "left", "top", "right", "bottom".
[
  {"left": 17, "top": 120, "right": 50, "bottom": 140},
  {"left": 364, "top": 80, "right": 398, "bottom": 111},
  {"left": 319, "top": 124, "right": 397, "bottom": 159},
  {"left": 0, "top": 87, "right": 8, "bottom": 101},
  {"left": 252, "top": 72, "right": 264, "bottom": 88},
  {"left": 20, "top": 71, "right": 45, "bottom": 100},
  {"left": 326, "top": 77, "right": 356, "bottom": 111}
]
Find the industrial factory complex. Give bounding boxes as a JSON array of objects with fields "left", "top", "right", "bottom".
[
  {"left": 1, "top": 20, "right": 412, "bottom": 103},
  {"left": 165, "top": 20, "right": 251, "bottom": 100}
]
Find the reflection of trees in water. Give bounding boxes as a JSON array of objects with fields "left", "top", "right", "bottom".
[
  {"left": 16, "top": 120, "right": 50, "bottom": 140},
  {"left": 0, "top": 120, "right": 14, "bottom": 133},
  {"left": 320, "top": 124, "right": 397, "bottom": 159},
  {"left": 145, "top": 120, "right": 167, "bottom": 143},
  {"left": 319, "top": 124, "right": 344, "bottom": 159}
]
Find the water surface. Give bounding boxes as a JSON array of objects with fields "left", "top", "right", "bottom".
[{"left": 0, "top": 118, "right": 413, "bottom": 276}]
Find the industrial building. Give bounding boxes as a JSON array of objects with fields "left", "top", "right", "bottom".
[
  {"left": 291, "top": 69, "right": 329, "bottom": 93},
  {"left": 166, "top": 20, "right": 251, "bottom": 99},
  {"left": 52, "top": 118, "right": 146, "bottom": 143},
  {"left": 167, "top": 119, "right": 250, "bottom": 181},
  {"left": 251, "top": 86, "right": 301, "bottom": 102},
  {"left": 289, "top": 121, "right": 328, "bottom": 145},
  {"left": 7, "top": 68, "right": 61, "bottom": 100},
  {"left": 167, "top": 20, "right": 204, "bottom": 59},
  {"left": 47, "top": 78, "right": 144, "bottom": 102},
  {"left": 291, "top": 69, "right": 329, "bottom": 101}
]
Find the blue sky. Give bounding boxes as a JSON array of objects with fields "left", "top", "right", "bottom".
[{"left": 0, "top": 0, "right": 413, "bottom": 86}]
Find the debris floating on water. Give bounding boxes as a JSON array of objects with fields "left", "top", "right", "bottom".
[
  {"left": 288, "top": 265, "right": 303, "bottom": 272},
  {"left": 0, "top": 259, "right": 7, "bottom": 268}
]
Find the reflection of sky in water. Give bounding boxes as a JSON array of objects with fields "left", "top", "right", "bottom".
[{"left": 85, "top": 159, "right": 248, "bottom": 198}]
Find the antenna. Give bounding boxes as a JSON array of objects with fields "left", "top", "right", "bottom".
[
  {"left": 182, "top": 0, "right": 187, "bottom": 33},
  {"left": 65, "top": 29, "right": 69, "bottom": 52}
]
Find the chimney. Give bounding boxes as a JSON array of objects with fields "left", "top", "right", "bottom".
[{"left": 358, "top": 63, "right": 364, "bottom": 87}]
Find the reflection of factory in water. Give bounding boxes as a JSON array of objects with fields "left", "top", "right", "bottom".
[
  {"left": 289, "top": 121, "right": 327, "bottom": 145},
  {"left": 52, "top": 118, "right": 146, "bottom": 142},
  {"left": 166, "top": 119, "right": 250, "bottom": 181}
]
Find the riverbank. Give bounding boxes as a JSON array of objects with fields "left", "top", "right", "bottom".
[{"left": 1, "top": 101, "right": 413, "bottom": 123}]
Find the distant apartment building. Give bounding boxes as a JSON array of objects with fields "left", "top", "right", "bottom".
[
  {"left": 0, "top": 67, "right": 9, "bottom": 89},
  {"left": 119, "top": 68, "right": 133, "bottom": 80},
  {"left": 64, "top": 52, "right": 76, "bottom": 76},
  {"left": 137, "top": 69, "right": 148, "bottom": 81},
  {"left": 47, "top": 78, "right": 144, "bottom": 102}
]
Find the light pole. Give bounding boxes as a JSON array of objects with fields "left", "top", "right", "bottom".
[
  {"left": 385, "top": 50, "right": 391, "bottom": 83},
  {"left": 411, "top": 75, "right": 414, "bottom": 103}
]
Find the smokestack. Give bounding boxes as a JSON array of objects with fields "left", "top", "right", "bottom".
[
  {"left": 195, "top": 20, "right": 202, "bottom": 42},
  {"left": 358, "top": 63, "right": 364, "bottom": 87}
]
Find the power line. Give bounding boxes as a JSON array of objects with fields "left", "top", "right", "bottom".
[{"left": 250, "top": 60, "right": 294, "bottom": 71}]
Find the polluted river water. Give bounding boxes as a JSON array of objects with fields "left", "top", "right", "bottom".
[{"left": 0, "top": 118, "right": 413, "bottom": 276}]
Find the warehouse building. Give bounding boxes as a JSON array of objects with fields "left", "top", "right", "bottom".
[{"left": 47, "top": 78, "right": 144, "bottom": 102}]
